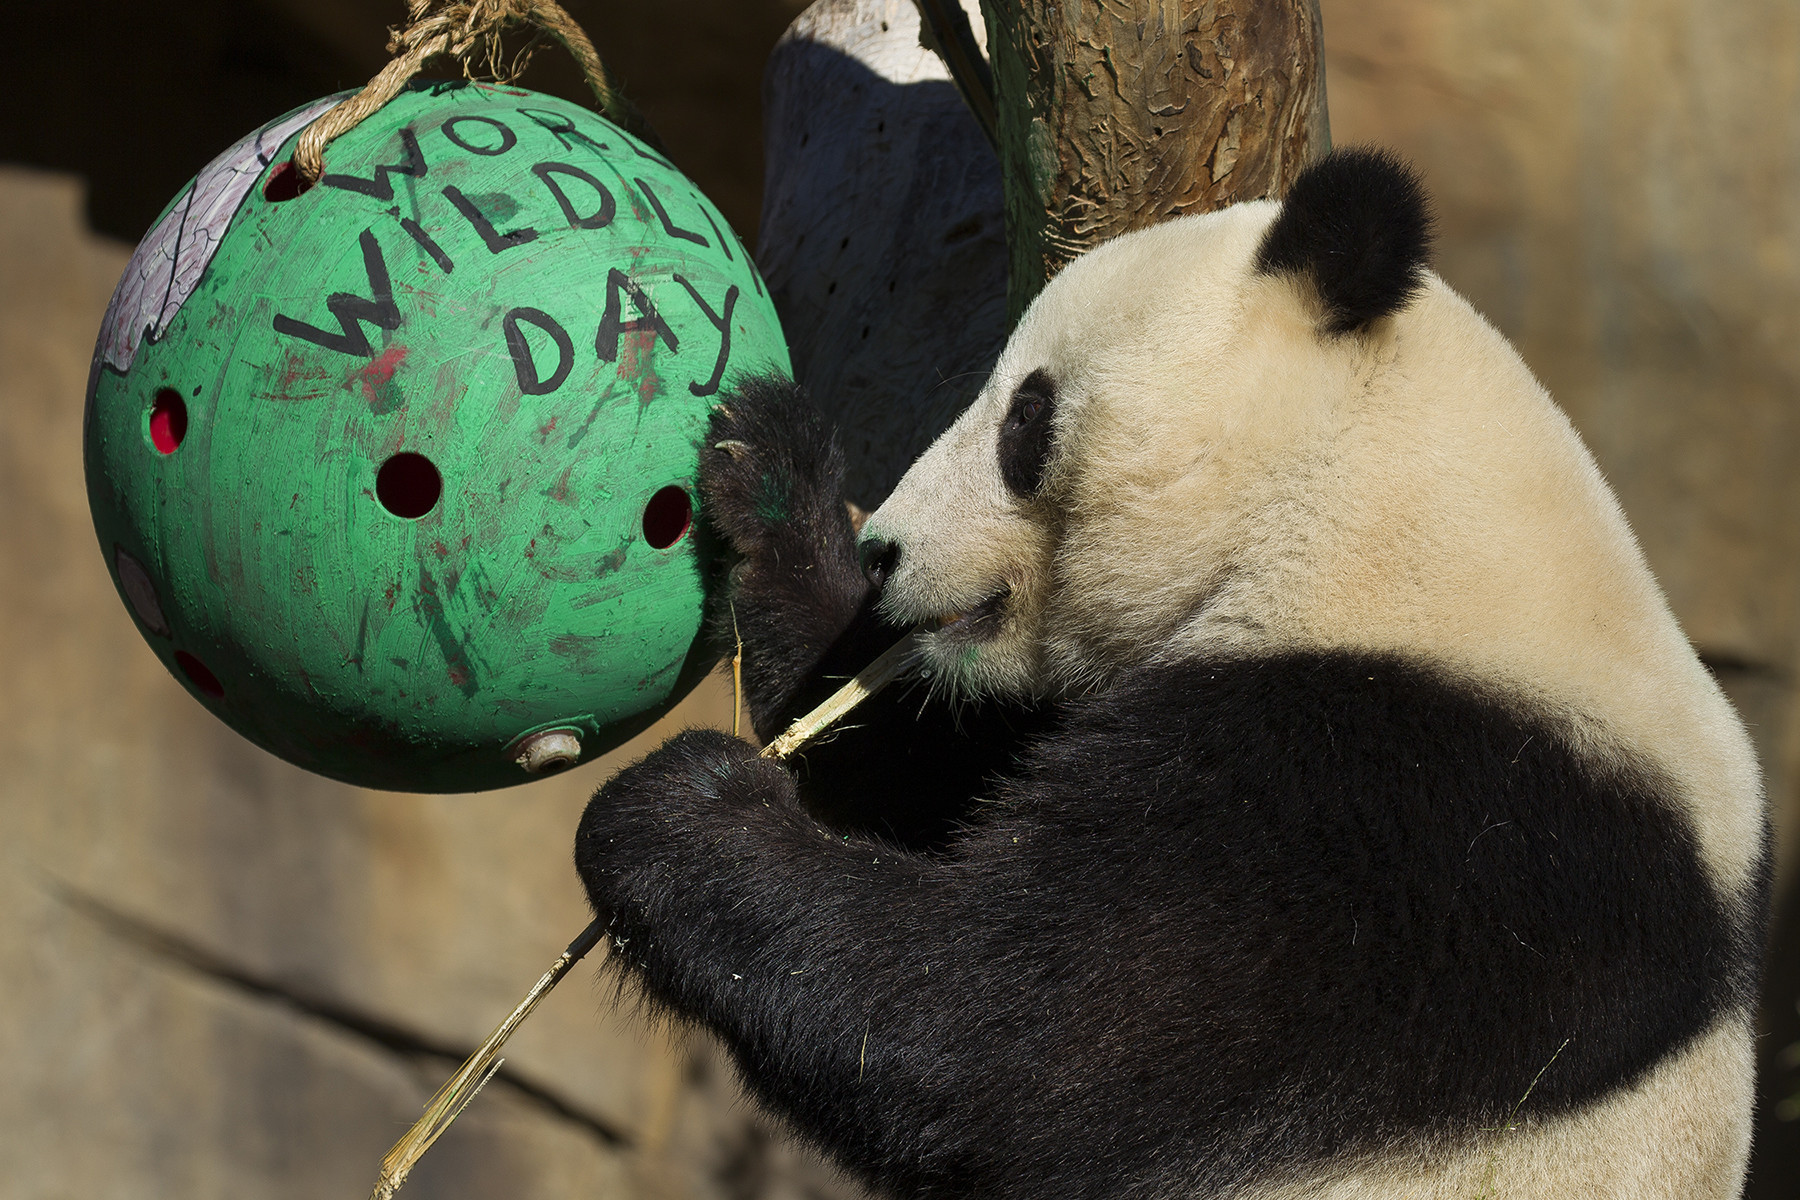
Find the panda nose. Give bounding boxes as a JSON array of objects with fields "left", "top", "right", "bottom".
[{"left": 860, "top": 538, "right": 901, "bottom": 587}]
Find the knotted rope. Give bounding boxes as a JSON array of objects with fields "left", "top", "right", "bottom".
[{"left": 293, "top": 0, "right": 662, "bottom": 185}]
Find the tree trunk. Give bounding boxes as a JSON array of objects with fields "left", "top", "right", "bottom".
[{"left": 981, "top": 0, "right": 1330, "bottom": 320}]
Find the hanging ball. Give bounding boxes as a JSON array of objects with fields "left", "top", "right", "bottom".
[{"left": 84, "top": 82, "right": 790, "bottom": 791}]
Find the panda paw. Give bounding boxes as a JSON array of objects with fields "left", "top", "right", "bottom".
[
  {"left": 696, "top": 378, "right": 875, "bottom": 732},
  {"left": 576, "top": 727, "right": 772, "bottom": 863},
  {"left": 573, "top": 729, "right": 796, "bottom": 973},
  {"left": 699, "top": 375, "right": 854, "bottom": 561}
]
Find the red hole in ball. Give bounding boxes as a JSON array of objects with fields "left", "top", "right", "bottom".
[
  {"left": 149, "top": 388, "right": 187, "bottom": 454},
  {"left": 263, "top": 159, "right": 310, "bottom": 202},
  {"left": 376, "top": 452, "right": 442, "bottom": 519},
  {"left": 174, "top": 651, "right": 224, "bottom": 698},
  {"left": 643, "top": 485, "right": 692, "bottom": 549}
]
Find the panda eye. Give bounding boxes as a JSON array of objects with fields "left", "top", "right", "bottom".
[{"left": 998, "top": 369, "right": 1057, "bottom": 498}]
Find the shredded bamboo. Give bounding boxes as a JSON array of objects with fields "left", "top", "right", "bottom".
[
  {"left": 367, "top": 631, "right": 919, "bottom": 1199},
  {"left": 294, "top": 0, "right": 662, "bottom": 186},
  {"left": 759, "top": 632, "right": 917, "bottom": 760}
]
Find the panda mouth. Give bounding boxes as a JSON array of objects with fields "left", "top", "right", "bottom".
[{"left": 929, "top": 586, "right": 1010, "bottom": 640}]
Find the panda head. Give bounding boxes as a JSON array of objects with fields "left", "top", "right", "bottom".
[{"left": 860, "top": 149, "right": 1435, "bottom": 701}]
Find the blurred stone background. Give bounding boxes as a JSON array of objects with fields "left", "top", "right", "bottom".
[{"left": 1, "top": 0, "right": 1796, "bottom": 1197}]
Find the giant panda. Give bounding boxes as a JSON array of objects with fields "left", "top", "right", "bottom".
[{"left": 574, "top": 148, "right": 1769, "bottom": 1199}]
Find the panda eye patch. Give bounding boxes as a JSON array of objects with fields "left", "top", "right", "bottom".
[{"left": 999, "top": 369, "right": 1057, "bottom": 498}]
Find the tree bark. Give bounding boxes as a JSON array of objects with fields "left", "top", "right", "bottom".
[{"left": 981, "top": 0, "right": 1330, "bottom": 320}]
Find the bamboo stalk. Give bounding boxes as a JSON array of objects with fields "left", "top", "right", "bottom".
[
  {"left": 759, "top": 632, "right": 917, "bottom": 759},
  {"left": 367, "top": 631, "right": 920, "bottom": 1199}
]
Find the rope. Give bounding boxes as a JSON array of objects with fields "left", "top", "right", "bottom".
[{"left": 293, "top": 0, "right": 664, "bottom": 185}]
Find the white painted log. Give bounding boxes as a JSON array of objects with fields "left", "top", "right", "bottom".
[{"left": 758, "top": 0, "right": 1006, "bottom": 506}]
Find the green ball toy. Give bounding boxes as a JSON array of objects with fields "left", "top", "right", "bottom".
[{"left": 84, "top": 81, "right": 789, "bottom": 792}]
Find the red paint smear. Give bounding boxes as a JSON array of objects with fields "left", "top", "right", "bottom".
[
  {"left": 433, "top": 540, "right": 450, "bottom": 559},
  {"left": 271, "top": 351, "right": 332, "bottom": 401},
  {"left": 549, "top": 465, "right": 574, "bottom": 504},
  {"left": 524, "top": 537, "right": 537, "bottom": 560},
  {"left": 618, "top": 330, "right": 661, "bottom": 408},
  {"left": 355, "top": 344, "right": 409, "bottom": 407},
  {"left": 538, "top": 416, "right": 558, "bottom": 439}
]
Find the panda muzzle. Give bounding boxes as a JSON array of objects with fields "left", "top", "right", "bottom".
[{"left": 931, "top": 586, "right": 1010, "bottom": 638}]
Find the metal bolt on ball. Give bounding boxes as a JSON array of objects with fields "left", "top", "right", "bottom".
[{"left": 513, "top": 729, "right": 582, "bottom": 775}]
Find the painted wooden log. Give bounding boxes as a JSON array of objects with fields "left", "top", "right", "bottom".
[{"left": 757, "top": 0, "right": 1007, "bottom": 506}]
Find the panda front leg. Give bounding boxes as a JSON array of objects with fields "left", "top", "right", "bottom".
[
  {"left": 696, "top": 375, "right": 898, "bottom": 740},
  {"left": 695, "top": 376, "right": 1047, "bottom": 848},
  {"left": 572, "top": 730, "right": 988, "bottom": 1196}
]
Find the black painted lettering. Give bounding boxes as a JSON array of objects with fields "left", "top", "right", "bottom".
[
  {"left": 672, "top": 274, "right": 738, "bottom": 397},
  {"left": 695, "top": 201, "right": 733, "bottom": 261},
  {"left": 399, "top": 216, "right": 454, "bottom": 273},
  {"left": 320, "top": 127, "right": 427, "bottom": 201},
  {"left": 595, "top": 269, "right": 679, "bottom": 364},
  {"left": 634, "top": 178, "right": 708, "bottom": 246},
  {"left": 443, "top": 186, "right": 540, "bottom": 253},
  {"left": 442, "top": 115, "right": 517, "bottom": 156},
  {"left": 272, "top": 228, "right": 402, "bottom": 358},
  {"left": 517, "top": 107, "right": 610, "bottom": 155},
  {"left": 503, "top": 307, "right": 574, "bottom": 395},
  {"left": 532, "top": 163, "right": 617, "bottom": 230},
  {"left": 737, "top": 228, "right": 766, "bottom": 297}
]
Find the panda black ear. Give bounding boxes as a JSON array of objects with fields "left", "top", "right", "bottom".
[{"left": 1254, "top": 148, "right": 1434, "bottom": 334}]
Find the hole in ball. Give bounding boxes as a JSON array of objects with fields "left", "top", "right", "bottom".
[
  {"left": 174, "top": 651, "right": 224, "bottom": 698},
  {"left": 376, "top": 453, "right": 442, "bottom": 519},
  {"left": 263, "top": 159, "right": 311, "bottom": 202},
  {"left": 642, "top": 485, "right": 692, "bottom": 549},
  {"left": 149, "top": 388, "right": 187, "bottom": 454}
]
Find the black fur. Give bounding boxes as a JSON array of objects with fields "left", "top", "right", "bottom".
[
  {"left": 697, "top": 377, "right": 875, "bottom": 734},
  {"left": 577, "top": 377, "right": 1759, "bottom": 1198},
  {"left": 997, "top": 369, "right": 1057, "bottom": 498},
  {"left": 1255, "top": 147, "right": 1435, "bottom": 333},
  {"left": 697, "top": 378, "right": 1050, "bottom": 847}
]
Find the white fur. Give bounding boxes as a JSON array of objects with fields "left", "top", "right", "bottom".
[{"left": 1240, "top": 1019, "right": 1754, "bottom": 1200}]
